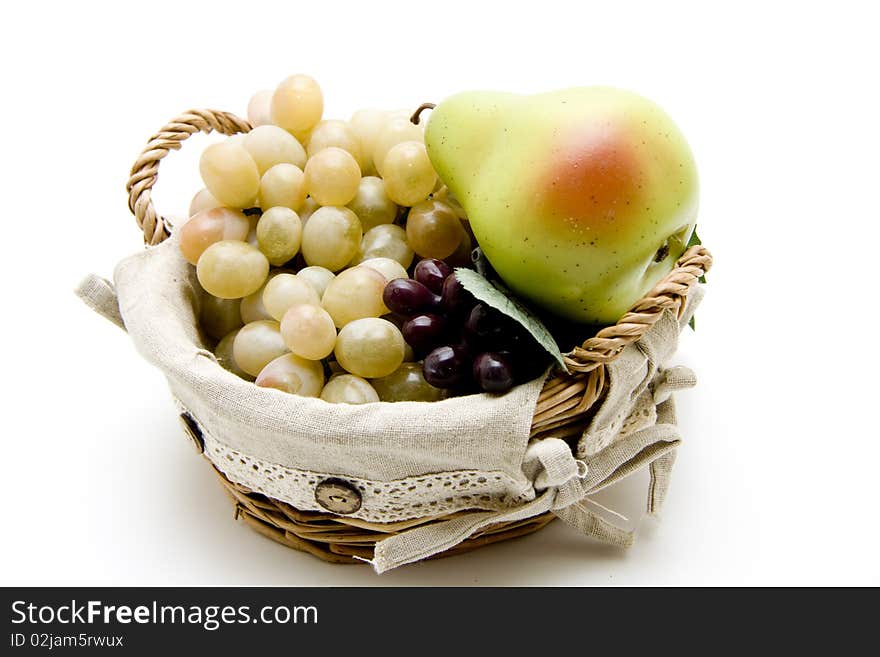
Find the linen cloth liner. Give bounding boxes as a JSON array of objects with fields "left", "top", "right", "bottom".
[{"left": 77, "top": 235, "right": 702, "bottom": 572}]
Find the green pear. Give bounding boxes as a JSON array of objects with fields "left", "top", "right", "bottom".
[{"left": 424, "top": 87, "right": 699, "bottom": 324}]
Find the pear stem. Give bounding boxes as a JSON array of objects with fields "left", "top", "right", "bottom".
[{"left": 410, "top": 103, "right": 436, "bottom": 125}]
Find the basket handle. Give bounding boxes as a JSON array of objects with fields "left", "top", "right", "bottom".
[
  {"left": 126, "top": 109, "right": 252, "bottom": 245},
  {"left": 565, "top": 244, "right": 713, "bottom": 372},
  {"left": 124, "top": 110, "right": 711, "bottom": 347},
  {"left": 532, "top": 244, "right": 712, "bottom": 440}
]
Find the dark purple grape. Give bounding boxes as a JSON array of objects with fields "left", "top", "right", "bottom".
[
  {"left": 473, "top": 352, "right": 515, "bottom": 393},
  {"left": 423, "top": 345, "right": 470, "bottom": 389},
  {"left": 440, "top": 274, "right": 474, "bottom": 317},
  {"left": 383, "top": 278, "right": 440, "bottom": 316},
  {"left": 511, "top": 344, "right": 552, "bottom": 383},
  {"left": 463, "top": 303, "right": 509, "bottom": 347},
  {"left": 413, "top": 258, "right": 453, "bottom": 294},
  {"left": 402, "top": 314, "right": 448, "bottom": 356}
]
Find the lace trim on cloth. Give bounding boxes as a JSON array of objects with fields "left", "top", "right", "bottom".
[
  {"left": 178, "top": 401, "right": 535, "bottom": 523},
  {"left": 176, "top": 386, "right": 666, "bottom": 524}
]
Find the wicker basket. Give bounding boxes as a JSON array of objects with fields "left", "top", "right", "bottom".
[{"left": 122, "top": 109, "right": 713, "bottom": 565}]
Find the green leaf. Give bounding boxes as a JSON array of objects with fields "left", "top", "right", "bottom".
[
  {"left": 686, "top": 226, "right": 704, "bottom": 330},
  {"left": 687, "top": 226, "right": 707, "bottom": 284},
  {"left": 454, "top": 267, "right": 568, "bottom": 372}
]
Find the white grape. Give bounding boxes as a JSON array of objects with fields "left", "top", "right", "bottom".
[
  {"left": 243, "top": 124, "right": 307, "bottom": 174},
  {"left": 233, "top": 320, "right": 289, "bottom": 377},
  {"left": 321, "top": 266, "right": 388, "bottom": 327},
  {"left": 347, "top": 176, "right": 397, "bottom": 230},
  {"left": 405, "top": 199, "right": 463, "bottom": 260},
  {"left": 296, "top": 265, "right": 336, "bottom": 298},
  {"left": 255, "top": 352, "right": 324, "bottom": 397},
  {"left": 214, "top": 329, "right": 253, "bottom": 380},
  {"left": 304, "top": 147, "right": 361, "bottom": 206},
  {"left": 262, "top": 273, "right": 321, "bottom": 320},
  {"left": 199, "top": 139, "right": 261, "bottom": 208},
  {"left": 349, "top": 109, "right": 388, "bottom": 176},
  {"left": 382, "top": 141, "right": 437, "bottom": 206},
  {"left": 189, "top": 188, "right": 221, "bottom": 217},
  {"left": 372, "top": 114, "right": 424, "bottom": 177},
  {"left": 280, "top": 303, "right": 337, "bottom": 360},
  {"left": 369, "top": 362, "right": 448, "bottom": 402},
  {"left": 247, "top": 90, "right": 274, "bottom": 127},
  {"left": 320, "top": 375, "right": 379, "bottom": 404},
  {"left": 298, "top": 197, "right": 320, "bottom": 228},
  {"left": 334, "top": 318, "right": 405, "bottom": 378},
  {"left": 179, "top": 207, "right": 250, "bottom": 265},
  {"left": 307, "top": 120, "right": 364, "bottom": 169},
  {"left": 300, "top": 206, "right": 362, "bottom": 271},
  {"left": 196, "top": 241, "right": 269, "bottom": 299},
  {"left": 358, "top": 257, "right": 408, "bottom": 282},
  {"left": 256, "top": 207, "right": 302, "bottom": 266},
  {"left": 259, "top": 163, "right": 306, "bottom": 211},
  {"left": 239, "top": 270, "right": 293, "bottom": 323},
  {"left": 199, "top": 292, "right": 243, "bottom": 341},
  {"left": 270, "top": 75, "right": 323, "bottom": 137},
  {"left": 358, "top": 224, "right": 414, "bottom": 268}
]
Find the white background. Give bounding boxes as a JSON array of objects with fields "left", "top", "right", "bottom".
[{"left": 2, "top": 1, "right": 878, "bottom": 586}]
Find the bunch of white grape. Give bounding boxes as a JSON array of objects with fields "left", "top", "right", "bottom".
[{"left": 184, "top": 74, "right": 474, "bottom": 404}]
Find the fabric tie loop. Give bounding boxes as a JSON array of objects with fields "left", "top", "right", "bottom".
[
  {"left": 653, "top": 365, "right": 696, "bottom": 404},
  {"left": 526, "top": 437, "right": 590, "bottom": 511},
  {"left": 530, "top": 437, "right": 588, "bottom": 491}
]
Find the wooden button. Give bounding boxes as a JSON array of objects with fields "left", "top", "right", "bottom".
[
  {"left": 178, "top": 412, "right": 205, "bottom": 454},
  {"left": 314, "top": 478, "right": 362, "bottom": 514}
]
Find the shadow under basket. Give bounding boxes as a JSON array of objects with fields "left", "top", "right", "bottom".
[{"left": 116, "top": 109, "right": 712, "bottom": 567}]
